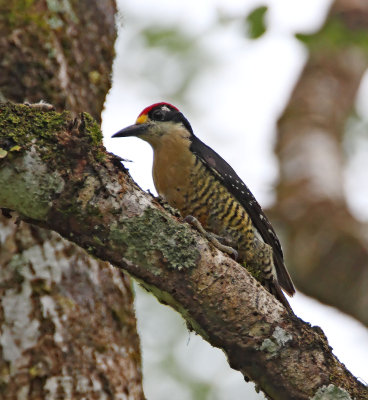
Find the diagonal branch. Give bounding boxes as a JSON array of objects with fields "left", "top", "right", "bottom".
[{"left": 0, "top": 103, "right": 366, "bottom": 400}]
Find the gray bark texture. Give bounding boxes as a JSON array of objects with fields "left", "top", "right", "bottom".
[
  {"left": 0, "top": 103, "right": 366, "bottom": 400},
  {"left": 0, "top": 1, "right": 145, "bottom": 399}
]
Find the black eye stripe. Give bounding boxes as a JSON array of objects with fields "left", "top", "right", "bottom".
[
  {"left": 152, "top": 109, "right": 166, "bottom": 121},
  {"left": 147, "top": 107, "right": 194, "bottom": 135},
  {"left": 149, "top": 107, "right": 177, "bottom": 123}
]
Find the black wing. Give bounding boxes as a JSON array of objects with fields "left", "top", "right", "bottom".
[{"left": 190, "top": 135, "right": 295, "bottom": 295}]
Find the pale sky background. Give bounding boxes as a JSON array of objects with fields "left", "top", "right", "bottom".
[{"left": 102, "top": 0, "right": 368, "bottom": 398}]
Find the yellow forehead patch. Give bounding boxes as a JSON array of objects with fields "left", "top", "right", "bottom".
[{"left": 136, "top": 114, "right": 148, "bottom": 124}]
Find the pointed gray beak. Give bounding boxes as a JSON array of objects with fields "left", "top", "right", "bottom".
[{"left": 112, "top": 123, "right": 149, "bottom": 138}]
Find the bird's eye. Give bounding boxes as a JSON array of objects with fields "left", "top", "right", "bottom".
[{"left": 152, "top": 109, "right": 166, "bottom": 121}]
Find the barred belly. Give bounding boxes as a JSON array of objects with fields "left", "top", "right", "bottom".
[{"left": 182, "top": 161, "right": 255, "bottom": 259}]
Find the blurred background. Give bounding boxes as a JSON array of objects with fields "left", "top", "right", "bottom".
[{"left": 102, "top": 0, "right": 368, "bottom": 399}]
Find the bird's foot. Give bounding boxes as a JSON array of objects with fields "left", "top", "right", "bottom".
[{"left": 184, "top": 215, "right": 238, "bottom": 260}]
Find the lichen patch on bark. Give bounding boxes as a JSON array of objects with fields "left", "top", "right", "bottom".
[{"left": 110, "top": 207, "right": 200, "bottom": 271}]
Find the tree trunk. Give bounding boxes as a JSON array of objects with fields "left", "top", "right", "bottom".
[
  {"left": 0, "top": 1, "right": 144, "bottom": 398},
  {"left": 0, "top": 0, "right": 116, "bottom": 122},
  {"left": 273, "top": 0, "right": 368, "bottom": 325}
]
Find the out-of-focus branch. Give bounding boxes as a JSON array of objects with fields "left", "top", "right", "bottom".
[
  {"left": 274, "top": 0, "right": 368, "bottom": 325},
  {"left": 1, "top": 103, "right": 366, "bottom": 400}
]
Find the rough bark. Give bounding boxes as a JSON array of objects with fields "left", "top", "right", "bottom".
[
  {"left": 273, "top": 0, "right": 368, "bottom": 325},
  {"left": 1, "top": 103, "right": 366, "bottom": 400},
  {"left": 0, "top": 0, "right": 116, "bottom": 122},
  {"left": 0, "top": 1, "right": 144, "bottom": 398},
  {"left": 0, "top": 219, "right": 143, "bottom": 399}
]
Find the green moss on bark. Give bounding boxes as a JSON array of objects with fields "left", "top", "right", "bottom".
[
  {"left": 0, "top": 0, "right": 49, "bottom": 30},
  {"left": 0, "top": 102, "right": 103, "bottom": 149},
  {"left": 82, "top": 112, "right": 103, "bottom": 146},
  {"left": 296, "top": 16, "right": 368, "bottom": 53},
  {"left": 0, "top": 102, "right": 104, "bottom": 220},
  {"left": 109, "top": 207, "right": 199, "bottom": 272},
  {"left": 0, "top": 150, "right": 65, "bottom": 220},
  {"left": 0, "top": 103, "right": 67, "bottom": 147}
]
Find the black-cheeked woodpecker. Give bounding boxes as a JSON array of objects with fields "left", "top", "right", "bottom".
[{"left": 112, "top": 102, "right": 295, "bottom": 310}]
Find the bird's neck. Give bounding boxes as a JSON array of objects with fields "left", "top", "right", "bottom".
[{"left": 150, "top": 128, "right": 194, "bottom": 206}]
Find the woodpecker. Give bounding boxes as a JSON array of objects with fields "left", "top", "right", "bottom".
[{"left": 112, "top": 102, "right": 295, "bottom": 309}]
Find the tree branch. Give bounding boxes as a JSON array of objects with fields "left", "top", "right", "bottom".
[{"left": 0, "top": 103, "right": 366, "bottom": 400}]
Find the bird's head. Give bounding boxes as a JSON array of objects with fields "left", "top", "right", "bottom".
[{"left": 112, "top": 102, "right": 194, "bottom": 148}]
